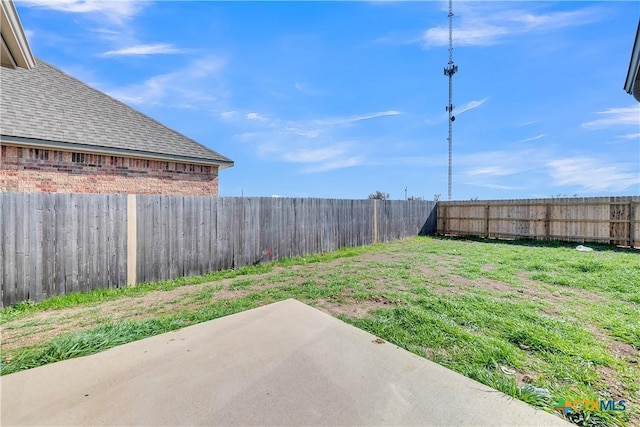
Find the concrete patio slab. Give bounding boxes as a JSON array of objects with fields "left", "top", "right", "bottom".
[{"left": 1, "top": 299, "right": 569, "bottom": 426}]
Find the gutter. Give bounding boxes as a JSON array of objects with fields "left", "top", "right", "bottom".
[{"left": 624, "top": 20, "right": 640, "bottom": 102}]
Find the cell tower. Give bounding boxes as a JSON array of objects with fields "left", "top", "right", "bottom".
[{"left": 443, "top": 0, "right": 457, "bottom": 200}]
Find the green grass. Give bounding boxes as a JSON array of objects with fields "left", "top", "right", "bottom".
[
  {"left": 0, "top": 244, "right": 374, "bottom": 324},
  {"left": 1, "top": 236, "right": 638, "bottom": 426}
]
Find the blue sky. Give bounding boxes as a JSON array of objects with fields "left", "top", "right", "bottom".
[{"left": 15, "top": 0, "right": 640, "bottom": 200}]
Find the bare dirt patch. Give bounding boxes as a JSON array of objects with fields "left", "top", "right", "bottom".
[
  {"left": 0, "top": 256, "right": 390, "bottom": 352},
  {"left": 1, "top": 268, "right": 292, "bottom": 352},
  {"left": 315, "top": 294, "right": 401, "bottom": 319}
]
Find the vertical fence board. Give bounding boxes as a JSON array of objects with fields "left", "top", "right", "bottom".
[
  {"left": 0, "top": 191, "right": 4, "bottom": 306},
  {"left": 15, "top": 193, "right": 28, "bottom": 302},
  {"left": 3, "top": 192, "right": 17, "bottom": 306},
  {"left": 31, "top": 193, "right": 43, "bottom": 301}
]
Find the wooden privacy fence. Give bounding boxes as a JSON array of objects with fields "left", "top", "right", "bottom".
[
  {"left": 437, "top": 196, "right": 639, "bottom": 248},
  {"left": 0, "top": 193, "right": 436, "bottom": 307}
]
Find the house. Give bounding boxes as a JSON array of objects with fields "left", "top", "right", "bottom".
[
  {"left": 624, "top": 20, "right": 640, "bottom": 102},
  {"left": 1, "top": 0, "right": 233, "bottom": 196}
]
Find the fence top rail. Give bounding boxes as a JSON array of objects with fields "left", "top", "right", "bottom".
[
  {"left": 436, "top": 216, "right": 632, "bottom": 223},
  {"left": 439, "top": 197, "right": 639, "bottom": 207}
]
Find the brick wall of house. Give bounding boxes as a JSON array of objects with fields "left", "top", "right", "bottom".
[{"left": 0, "top": 145, "right": 219, "bottom": 195}]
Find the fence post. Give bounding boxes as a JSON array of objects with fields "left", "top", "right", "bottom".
[
  {"left": 373, "top": 199, "right": 378, "bottom": 244},
  {"left": 127, "top": 194, "right": 137, "bottom": 286},
  {"left": 545, "top": 203, "right": 551, "bottom": 241},
  {"left": 484, "top": 204, "right": 490, "bottom": 238},
  {"left": 630, "top": 202, "right": 636, "bottom": 248},
  {"left": 442, "top": 204, "right": 447, "bottom": 235}
]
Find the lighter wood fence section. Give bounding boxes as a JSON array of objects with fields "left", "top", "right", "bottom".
[
  {"left": 1, "top": 194, "right": 436, "bottom": 306},
  {"left": 437, "top": 197, "right": 640, "bottom": 248}
]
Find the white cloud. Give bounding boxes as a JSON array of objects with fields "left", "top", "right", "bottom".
[
  {"left": 229, "top": 109, "right": 400, "bottom": 173},
  {"left": 464, "top": 182, "right": 525, "bottom": 191},
  {"left": 466, "top": 166, "right": 518, "bottom": 177},
  {"left": 424, "top": 24, "right": 508, "bottom": 47},
  {"left": 547, "top": 157, "right": 639, "bottom": 192},
  {"left": 106, "top": 56, "right": 226, "bottom": 107},
  {"left": 284, "top": 128, "right": 321, "bottom": 138},
  {"left": 456, "top": 98, "right": 488, "bottom": 115},
  {"left": 581, "top": 106, "right": 640, "bottom": 130},
  {"left": 316, "top": 110, "right": 401, "bottom": 126},
  {"left": 219, "top": 111, "right": 237, "bottom": 120},
  {"left": 294, "top": 82, "right": 323, "bottom": 95},
  {"left": 381, "top": 156, "right": 446, "bottom": 168},
  {"left": 519, "top": 134, "right": 546, "bottom": 143},
  {"left": 456, "top": 145, "right": 639, "bottom": 194},
  {"left": 617, "top": 133, "right": 640, "bottom": 140},
  {"left": 303, "top": 156, "right": 364, "bottom": 173},
  {"left": 457, "top": 147, "right": 550, "bottom": 191},
  {"left": 102, "top": 43, "right": 186, "bottom": 57},
  {"left": 283, "top": 147, "right": 348, "bottom": 163},
  {"left": 19, "top": 0, "right": 145, "bottom": 24},
  {"left": 246, "top": 112, "right": 269, "bottom": 122},
  {"left": 423, "top": 5, "right": 600, "bottom": 47}
]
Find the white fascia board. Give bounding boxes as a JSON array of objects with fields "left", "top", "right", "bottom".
[{"left": 0, "top": 0, "right": 35, "bottom": 69}]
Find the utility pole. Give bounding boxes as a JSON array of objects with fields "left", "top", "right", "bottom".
[{"left": 444, "top": 0, "right": 457, "bottom": 201}]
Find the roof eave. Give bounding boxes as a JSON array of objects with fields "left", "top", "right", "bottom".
[
  {"left": 0, "top": 0, "right": 35, "bottom": 70},
  {"left": 624, "top": 20, "right": 640, "bottom": 102},
  {"left": 1, "top": 135, "right": 234, "bottom": 169}
]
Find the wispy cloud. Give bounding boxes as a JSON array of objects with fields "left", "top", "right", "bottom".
[
  {"left": 303, "top": 156, "right": 364, "bottom": 173},
  {"left": 456, "top": 98, "right": 488, "bottom": 115},
  {"left": 580, "top": 105, "right": 640, "bottom": 130},
  {"left": 102, "top": 43, "right": 186, "bottom": 57},
  {"left": 464, "top": 182, "right": 525, "bottom": 191},
  {"left": 617, "top": 133, "right": 640, "bottom": 140},
  {"left": 19, "top": 0, "right": 145, "bottom": 24},
  {"left": 246, "top": 112, "right": 269, "bottom": 122},
  {"left": 229, "top": 109, "right": 400, "bottom": 173},
  {"left": 548, "top": 157, "right": 639, "bottom": 192},
  {"left": 457, "top": 147, "right": 550, "bottom": 192},
  {"left": 424, "top": 24, "right": 508, "bottom": 48},
  {"left": 294, "top": 82, "right": 323, "bottom": 95},
  {"left": 315, "top": 110, "right": 401, "bottom": 126},
  {"left": 219, "top": 111, "right": 237, "bottom": 120},
  {"left": 519, "top": 134, "right": 546, "bottom": 143},
  {"left": 106, "top": 56, "right": 227, "bottom": 107},
  {"left": 283, "top": 147, "right": 348, "bottom": 164},
  {"left": 423, "top": 5, "right": 600, "bottom": 47},
  {"left": 466, "top": 166, "right": 519, "bottom": 177},
  {"left": 457, "top": 145, "right": 639, "bottom": 194}
]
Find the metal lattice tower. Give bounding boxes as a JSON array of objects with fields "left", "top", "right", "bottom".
[{"left": 443, "top": 0, "right": 458, "bottom": 200}]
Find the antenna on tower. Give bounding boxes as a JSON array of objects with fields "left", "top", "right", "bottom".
[{"left": 443, "top": 0, "right": 457, "bottom": 200}]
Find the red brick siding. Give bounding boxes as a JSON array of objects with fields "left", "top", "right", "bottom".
[{"left": 1, "top": 145, "right": 219, "bottom": 195}]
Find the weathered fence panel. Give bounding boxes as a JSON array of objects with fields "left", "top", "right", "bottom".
[
  {"left": 1, "top": 193, "right": 436, "bottom": 306},
  {"left": 134, "top": 197, "right": 436, "bottom": 284},
  {"left": 437, "top": 197, "right": 640, "bottom": 248},
  {"left": 1, "top": 193, "right": 128, "bottom": 306}
]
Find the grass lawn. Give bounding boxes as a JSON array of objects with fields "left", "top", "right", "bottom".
[{"left": 1, "top": 236, "right": 638, "bottom": 426}]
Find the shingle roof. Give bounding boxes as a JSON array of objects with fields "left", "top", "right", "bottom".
[{"left": 0, "top": 59, "right": 233, "bottom": 166}]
